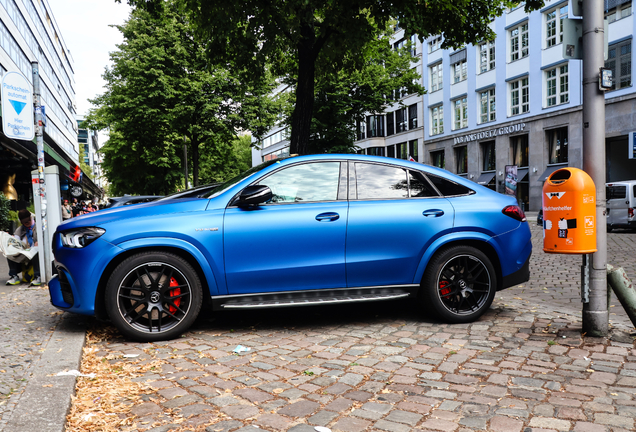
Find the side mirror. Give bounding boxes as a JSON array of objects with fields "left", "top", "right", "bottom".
[{"left": 237, "top": 185, "right": 272, "bottom": 207}]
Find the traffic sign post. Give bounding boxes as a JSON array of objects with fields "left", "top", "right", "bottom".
[{"left": 31, "top": 62, "right": 52, "bottom": 283}]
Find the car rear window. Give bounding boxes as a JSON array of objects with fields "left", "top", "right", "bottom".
[
  {"left": 426, "top": 174, "right": 474, "bottom": 197},
  {"left": 607, "top": 185, "right": 627, "bottom": 200}
]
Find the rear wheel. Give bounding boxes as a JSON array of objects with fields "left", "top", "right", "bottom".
[
  {"left": 105, "top": 252, "right": 202, "bottom": 341},
  {"left": 421, "top": 245, "right": 496, "bottom": 323}
]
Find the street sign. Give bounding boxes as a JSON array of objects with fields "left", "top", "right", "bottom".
[{"left": 1, "top": 71, "right": 34, "bottom": 140}]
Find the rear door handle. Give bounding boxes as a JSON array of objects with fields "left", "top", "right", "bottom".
[
  {"left": 423, "top": 209, "right": 444, "bottom": 217},
  {"left": 316, "top": 212, "right": 340, "bottom": 222}
]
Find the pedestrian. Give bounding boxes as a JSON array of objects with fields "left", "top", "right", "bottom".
[
  {"left": 5, "top": 209, "right": 41, "bottom": 286},
  {"left": 71, "top": 198, "right": 81, "bottom": 217},
  {"left": 61, "top": 199, "right": 73, "bottom": 220}
]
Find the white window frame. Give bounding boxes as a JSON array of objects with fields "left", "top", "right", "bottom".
[
  {"left": 510, "top": 22, "right": 529, "bottom": 62},
  {"left": 510, "top": 77, "right": 529, "bottom": 116},
  {"left": 546, "top": 64, "right": 569, "bottom": 107},
  {"left": 479, "top": 88, "right": 496, "bottom": 124},
  {"left": 479, "top": 41, "right": 495, "bottom": 73},
  {"left": 428, "top": 36, "right": 442, "bottom": 53},
  {"left": 453, "top": 97, "right": 468, "bottom": 130},
  {"left": 430, "top": 63, "right": 443, "bottom": 92},
  {"left": 431, "top": 106, "right": 444, "bottom": 135},
  {"left": 546, "top": 5, "right": 567, "bottom": 48},
  {"left": 605, "top": 2, "right": 632, "bottom": 23},
  {"left": 453, "top": 59, "right": 467, "bottom": 83}
]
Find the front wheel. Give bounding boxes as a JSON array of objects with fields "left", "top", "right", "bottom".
[
  {"left": 420, "top": 245, "right": 497, "bottom": 323},
  {"left": 105, "top": 252, "right": 203, "bottom": 341}
]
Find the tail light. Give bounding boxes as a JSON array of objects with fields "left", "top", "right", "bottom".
[
  {"left": 502, "top": 205, "right": 527, "bottom": 222},
  {"left": 629, "top": 208, "right": 634, "bottom": 219}
]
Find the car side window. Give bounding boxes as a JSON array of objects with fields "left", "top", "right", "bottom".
[
  {"left": 409, "top": 171, "right": 439, "bottom": 197},
  {"left": 257, "top": 162, "right": 340, "bottom": 203},
  {"left": 355, "top": 163, "right": 408, "bottom": 199},
  {"left": 427, "top": 173, "right": 474, "bottom": 196}
]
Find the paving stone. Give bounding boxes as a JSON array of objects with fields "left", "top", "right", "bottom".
[
  {"left": 278, "top": 400, "right": 320, "bottom": 417},
  {"left": 331, "top": 417, "right": 372, "bottom": 432},
  {"left": 384, "top": 409, "right": 422, "bottom": 426},
  {"left": 234, "top": 388, "right": 274, "bottom": 403},
  {"left": 178, "top": 403, "right": 214, "bottom": 418},
  {"left": 374, "top": 419, "right": 412, "bottom": 432},
  {"left": 162, "top": 394, "right": 203, "bottom": 409},
  {"left": 221, "top": 405, "right": 260, "bottom": 420},
  {"left": 205, "top": 420, "right": 244, "bottom": 432}
]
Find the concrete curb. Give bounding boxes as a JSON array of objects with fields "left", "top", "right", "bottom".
[{"left": 3, "top": 314, "right": 87, "bottom": 432}]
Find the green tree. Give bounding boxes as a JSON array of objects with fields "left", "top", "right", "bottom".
[
  {"left": 123, "top": 0, "right": 544, "bottom": 156},
  {"left": 197, "top": 134, "right": 253, "bottom": 184},
  {"left": 88, "top": 1, "right": 278, "bottom": 195},
  {"left": 306, "top": 30, "right": 424, "bottom": 153}
]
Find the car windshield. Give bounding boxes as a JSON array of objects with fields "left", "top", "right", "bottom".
[
  {"left": 201, "top": 159, "right": 283, "bottom": 199},
  {"left": 156, "top": 184, "right": 218, "bottom": 201}
]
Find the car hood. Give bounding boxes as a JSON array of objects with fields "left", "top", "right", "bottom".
[{"left": 57, "top": 198, "right": 210, "bottom": 231}]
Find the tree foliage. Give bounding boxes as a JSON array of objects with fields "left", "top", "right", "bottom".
[
  {"left": 122, "top": 0, "right": 544, "bottom": 156},
  {"left": 88, "top": 1, "right": 278, "bottom": 196}
]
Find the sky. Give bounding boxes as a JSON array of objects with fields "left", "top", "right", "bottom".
[{"left": 47, "top": 0, "right": 131, "bottom": 120}]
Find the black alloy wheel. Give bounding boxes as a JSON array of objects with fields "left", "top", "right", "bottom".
[
  {"left": 105, "top": 252, "right": 202, "bottom": 341},
  {"left": 421, "top": 245, "right": 496, "bottom": 323}
]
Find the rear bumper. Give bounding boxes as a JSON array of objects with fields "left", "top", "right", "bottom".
[{"left": 500, "top": 251, "right": 531, "bottom": 290}]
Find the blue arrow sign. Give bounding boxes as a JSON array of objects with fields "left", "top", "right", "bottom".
[{"left": 9, "top": 99, "right": 26, "bottom": 115}]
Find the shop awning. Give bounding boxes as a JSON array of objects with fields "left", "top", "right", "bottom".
[
  {"left": 538, "top": 165, "right": 567, "bottom": 182},
  {"left": 517, "top": 168, "right": 529, "bottom": 181},
  {"left": 476, "top": 172, "right": 496, "bottom": 185}
]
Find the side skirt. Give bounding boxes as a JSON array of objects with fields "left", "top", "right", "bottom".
[{"left": 211, "top": 285, "right": 420, "bottom": 311}]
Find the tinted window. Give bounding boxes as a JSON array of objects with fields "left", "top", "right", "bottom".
[
  {"left": 355, "top": 163, "right": 408, "bottom": 199},
  {"left": 607, "top": 185, "right": 627, "bottom": 200},
  {"left": 427, "top": 174, "right": 473, "bottom": 196},
  {"left": 258, "top": 162, "right": 340, "bottom": 203},
  {"left": 409, "top": 171, "right": 439, "bottom": 197}
]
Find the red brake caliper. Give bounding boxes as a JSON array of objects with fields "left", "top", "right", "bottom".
[
  {"left": 439, "top": 280, "right": 451, "bottom": 298},
  {"left": 169, "top": 277, "right": 181, "bottom": 314}
]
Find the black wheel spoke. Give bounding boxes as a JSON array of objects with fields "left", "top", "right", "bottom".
[{"left": 119, "top": 292, "right": 145, "bottom": 301}]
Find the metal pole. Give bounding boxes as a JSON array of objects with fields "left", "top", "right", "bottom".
[
  {"left": 183, "top": 136, "right": 189, "bottom": 189},
  {"left": 581, "top": 0, "right": 608, "bottom": 336},
  {"left": 31, "top": 62, "right": 52, "bottom": 283}
]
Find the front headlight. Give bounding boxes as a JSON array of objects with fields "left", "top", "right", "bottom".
[{"left": 60, "top": 227, "right": 106, "bottom": 248}]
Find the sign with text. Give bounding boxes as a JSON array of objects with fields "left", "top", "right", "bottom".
[
  {"left": 629, "top": 132, "right": 636, "bottom": 159},
  {"left": 505, "top": 165, "right": 518, "bottom": 196},
  {"left": 2, "top": 72, "right": 34, "bottom": 140}
]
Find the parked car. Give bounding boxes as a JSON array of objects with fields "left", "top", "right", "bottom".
[
  {"left": 606, "top": 180, "right": 636, "bottom": 231},
  {"left": 103, "top": 195, "right": 163, "bottom": 209},
  {"left": 48, "top": 154, "right": 532, "bottom": 341}
]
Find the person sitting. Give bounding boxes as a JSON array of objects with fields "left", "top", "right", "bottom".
[{"left": 5, "top": 209, "right": 41, "bottom": 286}]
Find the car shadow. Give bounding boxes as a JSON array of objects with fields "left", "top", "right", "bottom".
[{"left": 191, "top": 298, "right": 441, "bottom": 333}]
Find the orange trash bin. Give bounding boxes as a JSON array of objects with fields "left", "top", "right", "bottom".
[{"left": 542, "top": 167, "right": 597, "bottom": 254}]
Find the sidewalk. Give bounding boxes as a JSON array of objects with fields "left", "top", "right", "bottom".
[
  {"left": 0, "top": 258, "right": 87, "bottom": 432},
  {"left": 1, "top": 220, "right": 635, "bottom": 432}
]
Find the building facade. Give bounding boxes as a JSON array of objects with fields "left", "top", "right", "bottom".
[
  {"left": 251, "top": 0, "right": 636, "bottom": 212},
  {"left": 0, "top": 0, "right": 100, "bottom": 210}
]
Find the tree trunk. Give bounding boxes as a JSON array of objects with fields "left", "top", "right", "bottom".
[
  {"left": 289, "top": 21, "right": 316, "bottom": 156},
  {"left": 192, "top": 132, "right": 199, "bottom": 187}
]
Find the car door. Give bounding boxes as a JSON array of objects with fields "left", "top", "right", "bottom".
[
  {"left": 607, "top": 183, "right": 627, "bottom": 226},
  {"left": 224, "top": 161, "right": 348, "bottom": 294},
  {"left": 346, "top": 162, "right": 455, "bottom": 287}
]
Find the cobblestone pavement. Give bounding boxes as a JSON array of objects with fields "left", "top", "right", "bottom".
[{"left": 76, "top": 219, "right": 636, "bottom": 432}]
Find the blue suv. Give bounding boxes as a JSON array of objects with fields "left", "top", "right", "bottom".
[{"left": 48, "top": 155, "right": 531, "bottom": 341}]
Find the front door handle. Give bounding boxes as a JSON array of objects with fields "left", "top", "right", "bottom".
[
  {"left": 423, "top": 209, "right": 444, "bottom": 217},
  {"left": 316, "top": 212, "right": 340, "bottom": 222}
]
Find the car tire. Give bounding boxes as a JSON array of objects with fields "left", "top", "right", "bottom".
[
  {"left": 420, "top": 245, "right": 497, "bottom": 323},
  {"left": 607, "top": 224, "right": 613, "bottom": 233},
  {"left": 105, "top": 252, "right": 203, "bottom": 341}
]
